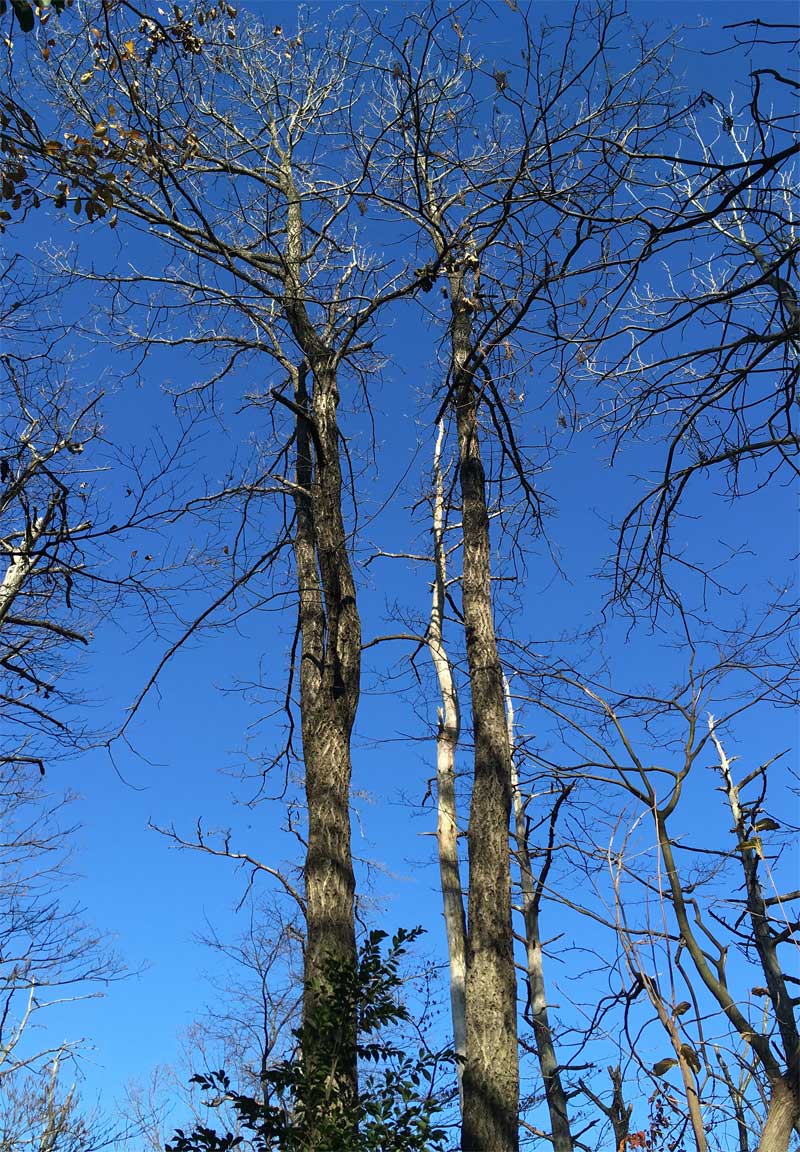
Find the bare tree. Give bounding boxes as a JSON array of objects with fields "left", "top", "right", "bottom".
[
  {"left": 577, "top": 33, "right": 799, "bottom": 608},
  {"left": 0, "top": 726, "right": 120, "bottom": 1149},
  {"left": 118, "top": 900, "right": 303, "bottom": 1149},
  {"left": 1, "top": 257, "right": 100, "bottom": 775},
  {"left": 362, "top": 420, "right": 469, "bottom": 1109},
  {"left": 1, "top": 8, "right": 429, "bottom": 1123},
  {"left": 362, "top": 4, "right": 683, "bottom": 1145},
  {"left": 0, "top": 257, "right": 151, "bottom": 1149},
  {"left": 1, "top": 251, "right": 190, "bottom": 774},
  {"left": 7, "top": 10, "right": 796, "bottom": 1152},
  {"left": 515, "top": 644, "right": 799, "bottom": 1151}
]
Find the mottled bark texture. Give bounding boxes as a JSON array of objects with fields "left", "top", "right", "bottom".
[
  {"left": 280, "top": 147, "right": 359, "bottom": 1020},
  {"left": 282, "top": 139, "right": 360, "bottom": 1113},
  {"left": 450, "top": 271, "right": 519, "bottom": 1152},
  {"left": 292, "top": 358, "right": 359, "bottom": 1110},
  {"left": 759, "top": 1076, "right": 800, "bottom": 1152}
]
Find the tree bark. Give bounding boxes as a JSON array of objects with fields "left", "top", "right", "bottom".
[
  {"left": 292, "top": 358, "right": 359, "bottom": 1102},
  {"left": 281, "top": 152, "right": 360, "bottom": 1048},
  {"left": 0, "top": 506, "right": 55, "bottom": 628},
  {"left": 758, "top": 1075, "right": 800, "bottom": 1152},
  {"left": 450, "top": 273, "right": 519, "bottom": 1152}
]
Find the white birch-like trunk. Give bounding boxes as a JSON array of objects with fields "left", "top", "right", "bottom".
[
  {"left": 0, "top": 511, "right": 52, "bottom": 630},
  {"left": 428, "top": 420, "right": 467, "bottom": 1106}
]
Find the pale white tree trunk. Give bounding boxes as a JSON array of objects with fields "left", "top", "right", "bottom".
[
  {"left": 428, "top": 420, "right": 467, "bottom": 1106},
  {"left": 0, "top": 509, "right": 53, "bottom": 629}
]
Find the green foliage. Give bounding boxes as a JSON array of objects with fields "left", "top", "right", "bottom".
[{"left": 166, "top": 928, "right": 453, "bottom": 1152}]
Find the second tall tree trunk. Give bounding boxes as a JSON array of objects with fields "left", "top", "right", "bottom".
[{"left": 450, "top": 271, "right": 520, "bottom": 1152}]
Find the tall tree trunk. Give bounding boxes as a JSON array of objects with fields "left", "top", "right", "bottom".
[
  {"left": 450, "top": 274, "right": 520, "bottom": 1152},
  {"left": 428, "top": 420, "right": 467, "bottom": 1108},
  {"left": 281, "top": 156, "right": 359, "bottom": 1055},
  {"left": 292, "top": 358, "right": 359, "bottom": 1101}
]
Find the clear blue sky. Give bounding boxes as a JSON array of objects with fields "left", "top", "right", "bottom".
[{"left": 7, "top": 0, "right": 797, "bottom": 1142}]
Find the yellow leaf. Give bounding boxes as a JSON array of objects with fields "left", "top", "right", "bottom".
[
  {"left": 93, "top": 122, "right": 108, "bottom": 137},
  {"left": 738, "top": 837, "right": 763, "bottom": 857},
  {"left": 680, "top": 1044, "right": 701, "bottom": 1074},
  {"left": 80, "top": 70, "right": 95, "bottom": 84}
]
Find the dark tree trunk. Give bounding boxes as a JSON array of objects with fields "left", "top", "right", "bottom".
[
  {"left": 450, "top": 279, "right": 520, "bottom": 1152},
  {"left": 292, "top": 358, "right": 359, "bottom": 1105}
]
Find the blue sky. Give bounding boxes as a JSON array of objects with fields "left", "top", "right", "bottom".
[{"left": 4, "top": 0, "right": 798, "bottom": 1143}]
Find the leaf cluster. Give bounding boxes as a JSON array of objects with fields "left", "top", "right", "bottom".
[{"left": 166, "top": 927, "right": 453, "bottom": 1152}]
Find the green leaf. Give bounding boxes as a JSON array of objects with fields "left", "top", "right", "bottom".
[{"left": 167, "top": 925, "right": 452, "bottom": 1151}]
